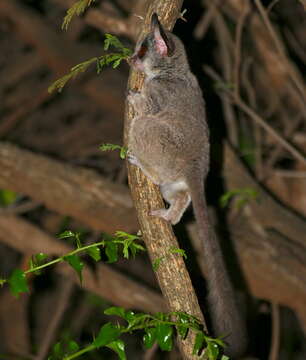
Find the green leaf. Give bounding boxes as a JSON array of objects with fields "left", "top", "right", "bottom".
[
  {"left": 74, "top": 232, "right": 82, "bottom": 248},
  {"left": 34, "top": 252, "right": 48, "bottom": 263},
  {"left": 86, "top": 245, "right": 101, "bottom": 262},
  {"left": 212, "top": 337, "right": 225, "bottom": 347},
  {"left": 64, "top": 255, "right": 84, "bottom": 283},
  {"left": 152, "top": 257, "right": 164, "bottom": 271},
  {"left": 58, "top": 230, "right": 75, "bottom": 239},
  {"left": 93, "top": 323, "right": 121, "bottom": 348},
  {"left": 125, "top": 312, "right": 145, "bottom": 329},
  {"left": 100, "top": 143, "right": 122, "bottom": 152},
  {"left": 100, "top": 144, "right": 127, "bottom": 159},
  {"left": 103, "top": 34, "right": 131, "bottom": 54},
  {"left": 219, "top": 188, "right": 258, "bottom": 209},
  {"left": 177, "top": 323, "right": 188, "bottom": 339},
  {"left": 128, "top": 242, "right": 145, "bottom": 258},
  {"left": 29, "top": 252, "right": 48, "bottom": 275},
  {"left": 112, "top": 58, "right": 122, "bottom": 68},
  {"left": 62, "top": 0, "right": 95, "bottom": 30},
  {"left": 143, "top": 327, "right": 157, "bottom": 349},
  {"left": 206, "top": 341, "right": 219, "bottom": 360},
  {"left": 106, "top": 339, "right": 126, "bottom": 360},
  {"left": 52, "top": 342, "right": 63, "bottom": 357},
  {"left": 104, "top": 306, "right": 126, "bottom": 319},
  {"left": 124, "top": 310, "right": 137, "bottom": 326},
  {"left": 176, "top": 313, "right": 190, "bottom": 339},
  {"left": 67, "top": 340, "right": 79, "bottom": 353},
  {"left": 156, "top": 323, "right": 173, "bottom": 351},
  {"left": 193, "top": 332, "right": 205, "bottom": 355},
  {"left": 0, "top": 279, "right": 7, "bottom": 287},
  {"left": 8, "top": 269, "right": 29, "bottom": 297},
  {"left": 105, "top": 241, "right": 118, "bottom": 263},
  {"left": 169, "top": 247, "right": 187, "bottom": 259},
  {"left": 48, "top": 57, "right": 97, "bottom": 93},
  {"left": 122, "top": 240, "right": 131, "bottom": 259},
  {"left": 119, "top": 147, "right": 128, "bottom": 159},
  {"left": 221, "top": 356, "right": 230, "bottom": 360}
]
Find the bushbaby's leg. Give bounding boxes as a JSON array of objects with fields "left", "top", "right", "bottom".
[{"left": 151, "top": 182, "right": 191, "bottom": 224}]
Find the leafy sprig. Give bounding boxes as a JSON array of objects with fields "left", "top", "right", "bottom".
[
  {"left": 48, "top": 34, "right": 132, "bottom": 93},
  {"left": 220, "top": 187, "right": 259, "bottom": 209},
  {"left": 62, "top": 0, "right": 95, "bottom": 30},
  {"left": 1, "top": 230, "right": 144, "bottom": 297},
  {"left": 153, "top": 247, "right": 187, "bottom": 271},
  {"left": 49, "top": 306, "right": 227, "bottom": 360},
  {"left": 100, "top": 143, "right": 128, "bottom": 159}
]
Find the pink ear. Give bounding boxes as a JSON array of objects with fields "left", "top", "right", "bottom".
[{"left": 154, "top": 28, "right": 168, "bottom": 56}]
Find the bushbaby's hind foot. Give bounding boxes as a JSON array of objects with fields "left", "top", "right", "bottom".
[{"left": 150, "top": 208, "right": 179, "bottom": 225}]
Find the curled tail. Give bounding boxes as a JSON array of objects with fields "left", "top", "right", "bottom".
[{"left": 188, "top": 178, "right": 247, "bottom": 357}]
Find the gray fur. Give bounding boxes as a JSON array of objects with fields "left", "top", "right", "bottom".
[{"left": 127, "top": 13, "right": 247, "bottom": 357}]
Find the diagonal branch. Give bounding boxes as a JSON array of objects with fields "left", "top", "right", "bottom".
[
  {"left": 0, "top": 142, "right": 137, "bottom": 233},
  {"left": 124, "top": 2, "right": 207, "bottom": 359}
]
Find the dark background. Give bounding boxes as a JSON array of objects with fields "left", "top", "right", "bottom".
[{"left": 0, "top": 0, "right": 306, "bottom": 359}]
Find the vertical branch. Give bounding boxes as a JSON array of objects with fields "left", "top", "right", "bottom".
[{"left": 124, "top": 1, "right": 207, "bottom": 359}]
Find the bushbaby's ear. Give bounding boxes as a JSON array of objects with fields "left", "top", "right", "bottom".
[{"left": 151, "top": 13, "right": 175, "bottom": 57}]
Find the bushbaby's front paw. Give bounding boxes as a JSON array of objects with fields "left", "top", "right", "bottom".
[
  {"left": 127, "top": 89, "right": 144, "bottom": 111},
  {"left": 127, "top": 89, "right": 140, "bottom": 102},
  {"left": 127, "top": 152, "right": 140, "bottom": 166}
]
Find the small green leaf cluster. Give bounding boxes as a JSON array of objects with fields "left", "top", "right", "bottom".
[
  {"left": 48, "top": 34, "right": 132, "bottom": 93},
  {"left": 62, "top": 0, "right": 95, "bottom": 30},
  {"left": 49, "top": 340, "right": 80, "bottom": 360},
  {"left": 0, "top": 230, "right": 144, "bottom": 297},
  {"left": 49, "top": 307, "right": 227, "bottom": 360},
  {"left": 219, "top": 187, "right": 259, "bottom": 209},
  {"left": 100, "top": 143, "right": 128, "bottom": 159},
  {"left": 153, "top": 247, "right": 187, "bottom": 271}
]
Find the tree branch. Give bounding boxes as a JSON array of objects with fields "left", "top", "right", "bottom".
[
  {"left": 0, "top": 142, "right": 137, "bottom": 233},
  {"left": 124, "top": 2, "right": 207, "bottom": 359}
]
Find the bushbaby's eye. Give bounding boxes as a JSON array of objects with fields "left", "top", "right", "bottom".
[{"left": 137, "top": 45, "right": 148, "bottom": 59}]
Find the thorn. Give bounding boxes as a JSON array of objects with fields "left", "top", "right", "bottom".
[
  {"left": 133, "top": 14, "right": 144, "bottom": 21},
  {"left": 179, "top": 9, "right": 187, "bottom": 22}
]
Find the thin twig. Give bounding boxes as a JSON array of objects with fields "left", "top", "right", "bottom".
[
  {"left": 193, "top": 0, "right": 220, "bottom": 39},
  {"left": 233, "top": 2, "right": 249, "bottom": 100},
  {"left": 265, "top": 113, "right": 303, "bottom": 171},
  {"left": 274, "top": 170, "right": 306, "bottom": 178},
  {"left": 35, "top": 279, "right": 75, "bottom": 360},
  {"left": 241, "top": 58, "right": 265, "bottom": 179},
  {"left": 284, "top": 28, "right": 306, "bottom": 64},
  {"left": 269, "top": 302, "right": 280, "bottom": 360},
  {"left": 253, "top": 0, "right": 306, "bottom": 101},
  {"left": 0, "top": 201, "right": 40, "bottom": 215},
  {"left": 213, "top": 12, "right": 238, "bottom": 145},
  {"left": 204, "top": 66, "right": 306, "bottom": 166},
  {"left": 267, "top": 0, "right": 280, "bottom": 14}
]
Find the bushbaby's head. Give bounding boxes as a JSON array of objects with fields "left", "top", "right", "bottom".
[{"left": 130, "top": 13, "right": 189, "bottom": 78}]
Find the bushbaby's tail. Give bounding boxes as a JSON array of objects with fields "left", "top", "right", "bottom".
[{"left": 188, "top": 177, "right": 247, "bottom": 357}]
